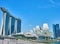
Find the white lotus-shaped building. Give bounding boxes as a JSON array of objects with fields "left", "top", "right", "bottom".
[{"left": 25, "top": 23, "right": 53, "bottom": 40}]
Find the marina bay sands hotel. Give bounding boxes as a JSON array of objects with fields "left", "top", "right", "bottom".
[{"left": 0, "top": 7, "right": 21, "bottom": 36}]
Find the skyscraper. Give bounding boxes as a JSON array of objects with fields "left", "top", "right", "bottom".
[
  {"left": 0, "top": 7, "right": 21, "bottom": 36},
  {"left": 11, "top": 16, "right": 15, "bottom": 34},
  {"left": 3, "top": 13, "right": 10, "bottom": 35},
  {"left": 17, "top": 19, "right": 21, "bottom": 33},
  {"left": 53, "top": 24, "right": 60, "bottom": 38}
]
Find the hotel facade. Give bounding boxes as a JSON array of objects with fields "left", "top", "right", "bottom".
[{"left": 0, "top": 7, "right": 21, "bottom": 36}]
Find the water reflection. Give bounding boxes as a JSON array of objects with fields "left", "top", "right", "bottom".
[
  {"left": 40, "top": 42, "right": 60, "bottom": 44},
  {"left": 17, "top": 42, "right": 60, "bottom": 44},
  {"left": 54, "top": 42, "right": 60, "bottom": 44}
]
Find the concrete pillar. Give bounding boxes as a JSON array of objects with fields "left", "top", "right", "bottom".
[
  {"left": 9, "top": 17, "right": 11, "bottom": 36},
  {"left": 0, "top": 13, "right": 4, "bottom": 35},
  {"left": 3, "top": 13, "right": 6, "bottom": 36},
  {"left": 15, "top": 20, "right": 17, "bottom": 34}
]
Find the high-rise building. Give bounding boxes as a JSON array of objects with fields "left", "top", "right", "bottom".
[
  {"left": 11, "top": 16, "right": 15, "bottom": 34},
  {"left": 17, "top": 19, "right": 21, "bottom": 33},
  {"left": 53, "top": 24, "right": 60, "bottom": 38},
  {"left": 0, "top": 7, "right": 21, "bottom": 36},
  {"left": 3, "top": 13, "right": 10, "bottom": 35}
]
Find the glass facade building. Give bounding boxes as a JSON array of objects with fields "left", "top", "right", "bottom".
[
  {"left": 11, "top": 17, "right": 15, "bottom": 34},
  {"left": 53, "top": 24, "right": 60, "bottom": 38},
  {"left": 2, "top": 13, "right": 10, "bottom": 35},
  {"left": 5, "top": 13, "right": 10, "bottom": 35},
  {"left": 17, "top": 19, "right": 21, "bottom": 33}
]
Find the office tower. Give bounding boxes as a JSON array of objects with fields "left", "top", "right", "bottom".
[
  {"left": 53, "top": 24, "right": 60, "bottom": 38},
  {"left": 0, "top": 7, "right": 21, "bottom": 36},
  {"left": 17, "top": 19, "right": 21, "bottom": 33}
]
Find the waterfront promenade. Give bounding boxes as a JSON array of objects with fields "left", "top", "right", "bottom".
[{"left": 0, "top": 39, "right": 45, "bottom": 44}]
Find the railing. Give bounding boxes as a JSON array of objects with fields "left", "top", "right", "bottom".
[
  {"left": 1, "top": 39, "right": 49, "bottom": 44},
  {"left": 0, "top": 39, "right": 37, "bottom": 44}
]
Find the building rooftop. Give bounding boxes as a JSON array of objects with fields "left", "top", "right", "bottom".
[{"left": 0, "top": 7, "right": 21, "bottom": 20}]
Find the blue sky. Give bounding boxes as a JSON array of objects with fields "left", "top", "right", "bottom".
[{"left": 0, "top": 0, "right": 60, "bottom": 32}]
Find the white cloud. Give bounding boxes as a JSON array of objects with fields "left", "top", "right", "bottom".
[
  {"left": 38, "top": 0, "right": 60, "bottom": 8},
  {"left": 49, "top": 0, "right": 55, "bottom": 4},
  {"left": 43, "top": 23, "right": 49, "bottom": 30},
  {"left": 36, "top": 25, "right": 40, "bottom": 30},
  {"left": 38, "top": 5, "right": 55, "bottom": 8}
]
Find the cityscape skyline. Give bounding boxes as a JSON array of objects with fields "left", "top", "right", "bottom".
[
  {"left": 0, "top": 7, "right": 60, "bottom": 38},
  {"left": 0, "top": 0, "right": 60, "bottom": 44},
  {"left": 0, "top": 7, "right": 53, "bottom": 39},
  {"left": 0, "top": 0, "right": 60, "bottom": 32}
]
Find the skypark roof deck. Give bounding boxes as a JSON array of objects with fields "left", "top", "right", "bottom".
[{"left": 0, "top": 7, "right": 21, "bottom": 20}]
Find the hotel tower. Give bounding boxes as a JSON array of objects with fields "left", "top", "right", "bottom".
[{"left": 0, "top": 7, "right": 21, "bottom": 36}]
